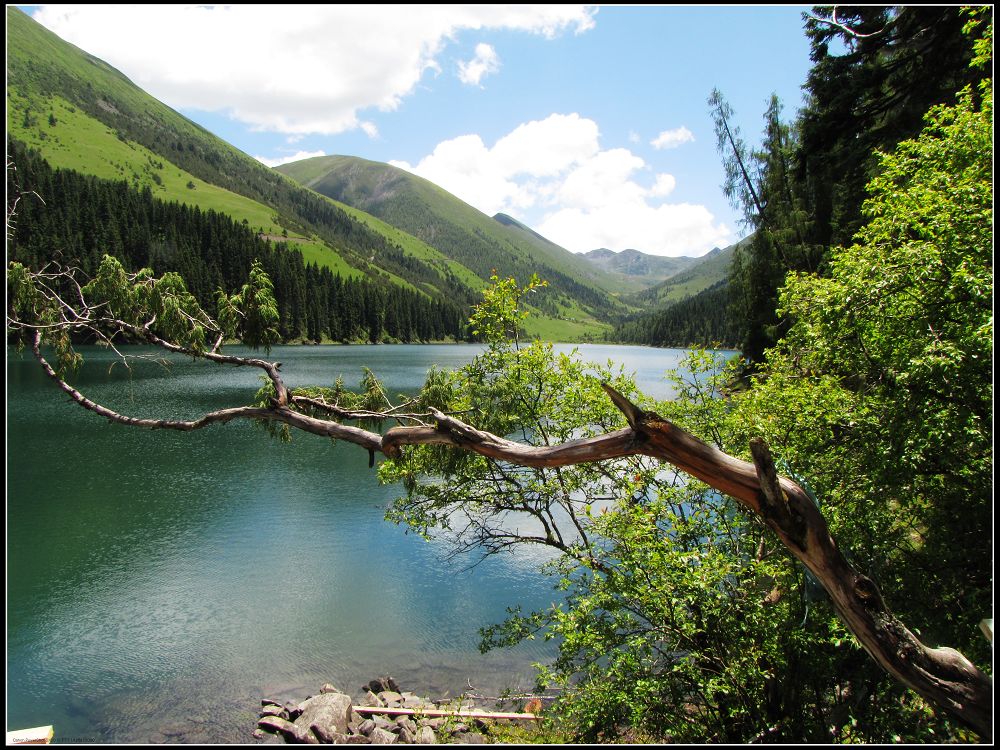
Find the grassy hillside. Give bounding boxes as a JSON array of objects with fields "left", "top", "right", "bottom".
[
  {"left": 276, "top": 156, "right": 625, "bottom": 324},
  {"left": 626, "top": 238, "right": 745, "bottom": 308},
  {"left": 5, "top": 7, "right": 477, "bottom": 299},
  {"left": 578, "top": 246, "right": 702, "bottom": 295},
  {"left": 6, "top": 7, "right": 620, "bottom": 341}
]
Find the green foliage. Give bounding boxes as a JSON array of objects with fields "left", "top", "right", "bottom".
[
  {"left": 712, "top": 6, "right": 989, "bottom": 363},
  {"left": 738, "top": 56, "right": 993, "bottom": 657},
  {"left": 801, "top": 6, "right": 989, "bottom": 247},
  {"left": 614, "top": 280, "right": 739, "bottom": 348},
  {"left": 468, "top": 272, "right": 547, "bottom": 344},
  {"left": 382, "top": 277, "right": 817, "bottom": 741},
  {"left": 6, "top": 139, "right": 470, "bottom": 344},
  {"left": 218, "top": 259, "right": 280, "bottom": 352},
  {"left": 721, "top": 26, "right": 993, "bottom": 739},
  {"left": 381, "top": 72, "right": 994, "bottom": 735}
]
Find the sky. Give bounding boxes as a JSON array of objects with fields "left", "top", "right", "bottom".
[{"left": 23, "top": 5, "right": 816, "bottom": 258}]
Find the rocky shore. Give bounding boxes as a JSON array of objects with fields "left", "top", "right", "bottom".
[{"left": 254, "top": 677, "right": 536, "bottom": 744}]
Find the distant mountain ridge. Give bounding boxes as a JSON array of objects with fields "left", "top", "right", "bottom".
[
  {"left": 579, "top": 247, "right": 703, "bottom": 293},
  {"left": 626, "top": 238, "right": 745, "bottom": 308},
  {"left": 4, "top": 7, "right": 476, "bottom": 306},
  {"left": 276, "top": 155, "right": 626, "bottom": 338},
  {"left": 6, "top": 6, "right": 737, "bottom": 344}
]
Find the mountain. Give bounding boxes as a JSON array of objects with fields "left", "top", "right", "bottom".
[
  {"left": 5, "top": 7, "right": 477, "bottom": 307},
  {"left": 607, "top": 238, "right": 746, "bottom": 348},
  {"left": 626, "top": 238, "right": 745, "bottom": 309},
  {"left": 6, "top": 7, "right": 624, "bottom": 341},
  {"left": 275, "top": 155, "right": 624, "bottom": 338},
  {"left": 579, "top": 247, "right": 702, "bottom": 294}
]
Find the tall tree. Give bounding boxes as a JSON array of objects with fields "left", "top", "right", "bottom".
[{"left": 799, "top": 5, "right": 990, "bottom": 247}]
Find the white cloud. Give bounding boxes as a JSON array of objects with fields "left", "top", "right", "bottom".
[
  {"left": 31, "top": 5, "right": 596, "bottom": 136},
  {"left": 393, "top": 114, "right": 732, "bottom": 257},
  {"left": 650, "top": 173, "right": 677, "bottom": 197},
  {"left": 538, "top": 202, "right": 730, "bottom": 257},
  {"left": 458, "top": 43, "right": 501, "bottom": 86},
  {"left": 255, "top": 150, "right": 327, "bottom": 168},
  {"left": 360, "top": 121, "right": 380, "bottom": 139},
  {"left": 492, "top": 113, "right": 600, "bottom": 177},
  {"left": 651, "top": 126, "right": 695, "bottom": 150}
]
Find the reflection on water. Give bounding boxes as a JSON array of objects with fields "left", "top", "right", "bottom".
[{"left": 7, "top": 343, "right": 736, "bottom": 742}]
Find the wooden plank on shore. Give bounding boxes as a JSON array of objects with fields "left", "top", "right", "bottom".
[
  {"left": 352, "top": 706, "right": 540, "bottom": 721},
  {"left": 6, "top": 726, "right": 55, "bottom": 744}
]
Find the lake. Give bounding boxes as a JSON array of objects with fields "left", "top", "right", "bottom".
[{"left": 6, "top": 343, "right": 736, "bottom": 743}]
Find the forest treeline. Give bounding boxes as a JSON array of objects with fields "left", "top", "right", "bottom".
[
  {"left": 616, "top": 6, "right": 990, "bottom": 354},
  {"left": 614, "top": 280, "right": 739, "bottom": 348},
  {"left": 7, "top": 139, "right": 469, "bottom": 343}
]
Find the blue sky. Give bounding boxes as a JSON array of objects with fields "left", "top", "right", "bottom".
[{"left": 25, "top": 5, "right": 815, "bottom": 257}]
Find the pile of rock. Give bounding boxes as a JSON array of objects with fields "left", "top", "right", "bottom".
[{"left": 254, "top": 679, "right": 490, "bottom": 744}]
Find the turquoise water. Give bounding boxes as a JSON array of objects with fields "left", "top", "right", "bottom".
[{"left": 6, "top": 343, "right": 732, "bottom": 742}]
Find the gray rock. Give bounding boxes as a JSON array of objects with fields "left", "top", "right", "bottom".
[
  {"left": 397, "top": 727, "right": 416, "bottom": 744},
  {"left": 258, "top": 715, "right": 314, "bottom": 743},
  {"left": 345, "top": 735, "right": 372, "bottom": 744},
  {"left": 400, "top": 692, "right": 429, "bottom": 708},
  {"left": 295, "top": 692, "right": 354, "bottom": 740},
  {"left": 368, "top": 727, "right": 398, "bottom": 744},
  {"left": 260, "top": 704, "right": 287, "bottom": 719},
  {"left": 415, "top": 727, "right": 437, "bottom": 744},
  {"left": 358, "top": 719, "right": 377, "bottom": 736},
  {"left": 372, "top": 716, "right": 395, "bottom": 731},
  {"left": 311, "top": 723, "right": 345, "bottom": 744},
  {"left": 379, "top": 691, "right": 403, "bottom": 706},
  {"left": 394, "top": 717, "right": 417, "bottom": 733},
  {"left": 365, "top": 691, "right": 385, "bottom": 707},
  {"left": 320, "top": 683, "right": 341, "bottom": 694},
  {"left": 262, "top": 698, "right": 284, "bottom": 708},
  {"left": 463, "top": 733, "right": 487, "bottom": 744},
  {"left": 368, "top": 677, "right": 400, "bottom": 694}
]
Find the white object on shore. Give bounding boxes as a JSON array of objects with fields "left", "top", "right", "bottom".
[
  {"left": 6, "top": 726, "right": 54, "bottom": 745},
  {"left": 353, "top": 706, "right": 540, "bottom": 721}
]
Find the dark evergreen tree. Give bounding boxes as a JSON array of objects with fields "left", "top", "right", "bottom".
[{"left": 7, "top": 138, "right": 471, "bottom": 346}]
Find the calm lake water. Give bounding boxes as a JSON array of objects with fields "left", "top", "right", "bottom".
[{"left": 7, "top": 343, "right": 736, "bottom": 743}]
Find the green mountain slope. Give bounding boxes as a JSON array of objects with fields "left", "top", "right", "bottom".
[
  {"left": 625, "top": 238, "right": 745, "bottom": 309},
  {"left": 275, "top": 155, "right": 623, "bottom": 331},
  {"left": 5, "top": 7, "right": 478, "bottom": 306},
  {"left": 579, "top": 247, "right": 702, "bottom": 294},
  {"left": 8, "top": 7, "right": 623, "bottom": 340}
]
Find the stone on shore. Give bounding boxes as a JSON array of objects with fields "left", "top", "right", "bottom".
[
  {"left": 368, "top": 726, "right": 398, "bottom": 744},
  {"left": 258, "top": 715, "right": 314, "bottom": 744},
  {"left": 294, "top": 693, "right": 353, "bottom": 740},
  {"left": 256, "top": 677, "right": 506, "bottom": 744},
  {"left": 415, "top": 727, "right": 437, "bottom": 744}
]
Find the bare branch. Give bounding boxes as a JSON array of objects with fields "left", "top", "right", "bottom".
[{"left": 805, "top": 7, "right": 889, "bottom": 41}]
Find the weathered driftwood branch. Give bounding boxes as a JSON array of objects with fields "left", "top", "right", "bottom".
[
  {"left": 608, "top": 389, "right": 993, "bottom": 742},
  {"left": 352, "top": 706, "right": 540, "bottom": 721},
  {"left": 23, "top": 343, "right": 992, "bottom": 740}
]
